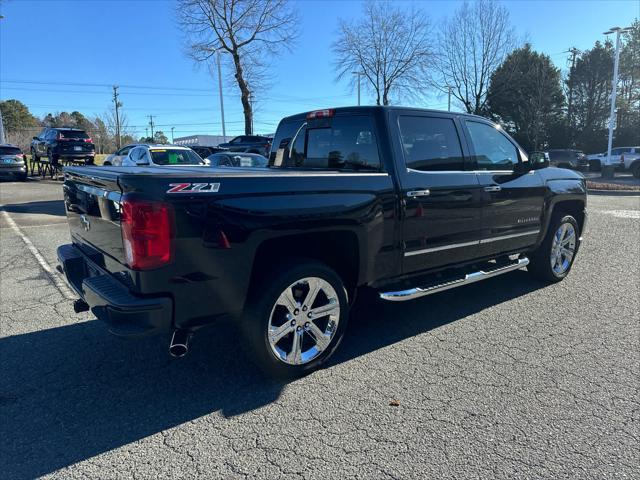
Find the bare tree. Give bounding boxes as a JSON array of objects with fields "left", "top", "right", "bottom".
[
  {"left": 333, "top": 1, "right": 433, "bottom": 106},
  {"left": 178, "top": 0, "right": 298, "bottom": 134},
  {"left": 434, "top": 0, "right": 517, "bottom": 114}
]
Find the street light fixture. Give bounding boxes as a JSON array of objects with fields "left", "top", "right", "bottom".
[{"left": 602, "top": 26, "right": 632, "bottom": 178}]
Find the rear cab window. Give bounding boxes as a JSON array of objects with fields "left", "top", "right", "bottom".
[{"left": 270, "top": 115, "right": 381, "bottom": 172}]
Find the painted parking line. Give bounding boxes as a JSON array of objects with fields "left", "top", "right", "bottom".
[{"left": 0, "top": 209, "right": 76, "bottom": 300}]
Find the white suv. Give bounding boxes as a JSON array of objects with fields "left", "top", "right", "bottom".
[{"left": 588, "top": 146, "right": 640, "bottom": 177}]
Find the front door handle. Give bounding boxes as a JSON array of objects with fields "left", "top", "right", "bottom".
[
  {"left": 407, "top": 189, "right": 430, "bottom": 197},
  {"left": 484, "top": 186, "right": 502, "bottom": 192}
]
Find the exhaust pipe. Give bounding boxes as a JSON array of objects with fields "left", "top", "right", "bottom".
[{"left": 169, "top": 330, "right": 190, "bottom": 358}]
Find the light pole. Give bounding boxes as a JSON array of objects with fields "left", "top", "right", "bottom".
[
  {"left": 352, "top": 72, "right": 365, "bottom": 106},
  {"left": 171, "top": 127, "right": 175, "bottom": 144},
  {"left": 602, "top": 26, "right": 631, "bottom": 179},
  {"left": 216, "top": 49, "right": 227, "bottom": 143},
  {"left": 447, "top": 86, "right": 452, "bottom": 112}
]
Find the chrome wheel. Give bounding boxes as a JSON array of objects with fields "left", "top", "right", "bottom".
[
  {"left": 550, "top": 222, "right": 576, "bottom": 275},
  {"left": 267, "top": 277, "right": 340, "bottom": 365}
]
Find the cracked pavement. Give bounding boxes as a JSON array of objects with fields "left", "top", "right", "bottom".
[{"left": 1, "top": 180, "right": 638, "bottom": 479}]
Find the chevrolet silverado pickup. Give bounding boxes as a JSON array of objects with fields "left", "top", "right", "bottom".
[{"left": 57, "top": 106, "right": 587, "bottom": 377}]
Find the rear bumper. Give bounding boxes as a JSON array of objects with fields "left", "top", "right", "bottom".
[
  {"left": 0, "top": 165, "right": 27, "bottom": 177},
  {"left": 58, "top": 152, "right": 95, "bottom": 159},
  {"left": 57, "top": 243, "right": 173, "bottom": 337}
]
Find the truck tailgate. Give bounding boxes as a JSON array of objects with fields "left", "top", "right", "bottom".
[{"left": 63, "top": 168, "right": 125, "bottom": 264}]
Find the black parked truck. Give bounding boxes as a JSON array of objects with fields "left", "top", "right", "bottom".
[{"left": 57, "top": 107, "right": 587, "bottom": 377}]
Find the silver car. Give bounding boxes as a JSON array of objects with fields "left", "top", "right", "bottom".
[
  {"left": 102, "top": 144, "right": 147, "bottom": 166},
  {"left": 121, "top": 145, "right": 205, "bottom": 167}
]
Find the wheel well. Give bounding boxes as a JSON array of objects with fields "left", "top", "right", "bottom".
[
  {"left": 251, "top": 231, "right": 360, "bottom": 299},
  {"left": 103, "top": 161, "right": 112, "bottom": 166},
  {"left": 552, "top": 200, "right": 585, "bottom": 234}
]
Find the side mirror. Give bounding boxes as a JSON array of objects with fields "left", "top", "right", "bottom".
[
  {"left": 529, "top": 152, "right": 549, "bottom": 170},
  {"left": 33, "top": 136, "right": 39, "bottom": 141}
]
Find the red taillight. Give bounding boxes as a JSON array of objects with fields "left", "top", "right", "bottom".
[
  {"left": 306, "top": 109, "right": 334, "bottom": 120},
  {"left": 120, "top": 199, "right": 174, "bottom": 270},
  {"left": 84, "top": 137, "right": 93, "bottom": 143}
]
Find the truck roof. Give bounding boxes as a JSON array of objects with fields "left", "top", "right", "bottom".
[{"left": 279, "top": 106, "right": 487, "bottom": 123}]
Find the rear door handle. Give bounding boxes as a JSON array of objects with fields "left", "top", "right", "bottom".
[
  {"left": 407, "top": 189, "right": 430, "bottom": 197},
  {"left": 484, "top": 186, "right": 502, "bottom": 192}
]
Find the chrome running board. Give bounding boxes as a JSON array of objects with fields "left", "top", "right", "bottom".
[{"left": 379, "top": 257, "right": 530, "bottom": 302}]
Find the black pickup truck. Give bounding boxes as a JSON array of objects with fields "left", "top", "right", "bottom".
[{"left": 57, "top": 107, "right": 586, "bottom": 377}]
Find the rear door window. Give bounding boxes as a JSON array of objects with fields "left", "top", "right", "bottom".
[{"left": 398, "top": 116, "right": 465, "bottom": 171}]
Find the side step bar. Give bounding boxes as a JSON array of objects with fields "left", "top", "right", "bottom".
[{"left": 379, "top": 257, "right": 529, "bottom": 302}]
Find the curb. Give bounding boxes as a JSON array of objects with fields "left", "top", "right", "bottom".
[{"left": 588, "top": 189, "right": 640, "bottom": 197}]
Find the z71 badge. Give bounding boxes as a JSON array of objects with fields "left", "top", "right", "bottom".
[{"left": 167, "top": 183, "right": 221, "bottom": 194}]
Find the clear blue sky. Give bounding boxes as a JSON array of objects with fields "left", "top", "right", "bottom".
[{"left": 0, "top": 0, "right": 638, "bottom": 139}]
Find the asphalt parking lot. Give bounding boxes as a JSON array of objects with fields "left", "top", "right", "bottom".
[{"left": 1, "top": 179, "right": 638, "bottom": 479}]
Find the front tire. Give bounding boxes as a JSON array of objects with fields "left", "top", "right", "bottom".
[
  {"left": 241, "top": 259, "right": 349, "bottom": 378},
  {"left": 631, "top": 162, "right": 640, "bottom": 179},
  {"left": 528, "top": 215, "right": 580, "bottom": 283}
]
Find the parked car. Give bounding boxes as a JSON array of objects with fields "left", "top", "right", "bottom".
[
  {"left": 206, "top": 152, "right": 268, "bottom": 168},
  {"left": 189, "top": 145, "right": 229, "bottom": 159},
  {"left": 545, "top": 149, "right": 589, "bottom": 170},
  {"left": 103, "top": 144, "right": 148, "bottom": 166},
  {"left": 30, "top": 127, "right": 95, "bottom": 165},
  {"left": 57, "top": 106, "right": 586, "bottom": 378},
  {"left": 120, "top": 145, "right": 205, "bottom": 167},
  {"left": 588, "top": 147, "right": 640, "bottom": 177},
  {"left": 0, "top": 144, "right": 28, "bottom": 181},
  {"left": 217, "top": 135, "right": 272, "bottom": 156}
]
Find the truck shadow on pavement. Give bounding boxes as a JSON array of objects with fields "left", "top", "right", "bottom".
[
  {"left": 0, "top": 200, "right": 66, "bottom": 217},
  {"left": 1, "top": 270, "right": 545, "bottom": 479}
]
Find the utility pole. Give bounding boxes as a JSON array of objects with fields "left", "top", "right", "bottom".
[
  {"left": 171, "top": 127, "right": 175, "bottom": 144},
  {"left": 216, "top": 50, "right": 227, "bottom": 142},
  {"left": 352, "top": 72, "right": 364, "bottom": 106},
  {"left": 0, "top": 108, "right": 6, "bottom": 144},
  {"left": 112, "top": 85, "right": 122, "bottom": 149},
  {"left": 565, "top": 48, "right": 580, "bottom": 141},
  {"left": 145, "top": 127, "right": 148, "bottom": 139},
  {"left": 602, "top": 26, "right": 631, "bottom": 179},
  {"left": 147, "top": 115, "right": 155, "bottom": 140},
  {"left": 447, "top": 86, "right": 452, "bottom": 112}
]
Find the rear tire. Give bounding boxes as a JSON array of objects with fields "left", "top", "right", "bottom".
[
  {"left": 528, "top": 215, "right": 580, "bottom": 283},
  {"left": 631, "top": 162, "right": 640, "bottom": 179},
  {"left": 241, "top": 259, "right": 349, "bottom": 378}
]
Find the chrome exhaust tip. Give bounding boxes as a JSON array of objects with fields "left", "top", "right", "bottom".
[{"left": 169, "top": 330, "right": 190, "bottom": 358}]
